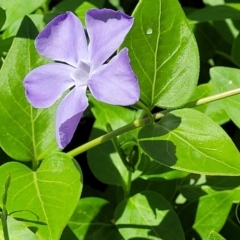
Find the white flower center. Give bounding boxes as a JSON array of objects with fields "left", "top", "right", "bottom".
[{"left": 70, "top": 61, "right": 90, "bottom": 87}]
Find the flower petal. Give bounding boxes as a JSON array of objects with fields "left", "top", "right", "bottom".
[
  {"left": 86, "top": 9, "right": 133, "bottom": 70},
  {"left": 24, "top": 63, "right": 75, "bottom": 108},
  {"left": 56, "top": 86, "right": 88, "bottom": 148},
  {"left": 88, "top": 48, "right": 140, "bottom": 105},
  {"left": 36, "top": 12, "right": 88, "bottom": 66}
]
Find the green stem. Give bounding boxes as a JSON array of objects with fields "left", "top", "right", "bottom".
[
  {"left": 124, "top": 171, "right": 132, "bottom": 200},
  {"left": 32, "top": 160, "right": 39, "bottom": 172},
  {"left": 67, "top": 88, "right": 240, "bottom": 158},
  {"left": 136, "top": 101, "right": 154, "bottom": 123},
  {"left": 215, "top": 50, "right": 233, "bottom": 63},
  {"left": 1, "top": 174, "right": 11, "bottom": 240},
  {"left": 183, "top": 87, "right": 240, "bottom": 108},
  {"left": 67, "top": 117, "right": 151, "bottom": 157}
]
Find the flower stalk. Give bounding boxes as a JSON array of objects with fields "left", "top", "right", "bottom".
[{"left": 67, "top": 87, "right": 240, "bottom": 157}]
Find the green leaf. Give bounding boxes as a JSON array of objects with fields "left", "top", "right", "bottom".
[
  {"left": 190, "top": 83, "right": 212, "bottom": 113},
  {"left": 115, "top": 191, "right": 185, "bottom": 240},
  {"left": 0, "top": 152, "right": 82, "bottom": 240},
  {"left": 75, "top": 2, "right": 97, "bottom": 26},
  {"left": 187, "top": 4, "right": 240, "bottom": 22},
  {"left": 0, "top": 7, "right": 6, "bottom": 30},
  {"left": 87, "top": 98, "right": 141, "bottom": 186},
  {"left": 138, "top": 108, "right": 240, "bottom": 175},
  {"left": 207, "top": 231, "right": 226, "bottom": 240},
  {"left": 210, "top": 67, "right": 240, "bottom": 128},
  {"left": 0, "top": 0, "right": 46, "bottom": 30},
  {"left": 232, "top": 33, "right": 240, "bottom": 67},
  {"left": 205, "top": 98, "right": 230, "bottom": 125},
  {"left": 67, "top": 197, "right": 122, "bottom": 240},
  {"left": 0, "top": 216, "right": 39, "bottom": 240},
  {"left": 131, "top": 178, "right": 178, "bottom": 201},
  {"left": 193, "top": 192, "right": 232, "bottom": 239},
  {"left": 0, "top": 17, "right": 59, "bottom": 161},
  {"left": 123, "top": 0, "right": 199, "bottom": 108},
  {"left": 191, "top": 23, "right": 216, "bottom": 62},
  {"left": 2, "top": 14, "right": 45, "bottom": 39},
  {"left": 0, "top": 37, "right": 13, "bottom": 53},
  {"left": 203, "top": 0, "right": 224, "bottom": 6},
  {"left": 138, "top": 153, "right": 189, "bottom": 180}
]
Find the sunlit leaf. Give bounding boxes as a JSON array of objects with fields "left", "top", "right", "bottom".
[
  {"left": 0, "top": 153, "right": 82, "bottom": 239},
  {"left": 115, "top": 191, "right": 185, "bottom": 239},
  {"left": 123, "top": 0, "right": 199, "bottom": 108},
  {"left": 0, "top": 17, "right": 59, "bottom": 161}
]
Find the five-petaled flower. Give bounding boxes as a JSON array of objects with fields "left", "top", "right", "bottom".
[{"left": 23, "top": 9, "right": 140, "bottom": 149}]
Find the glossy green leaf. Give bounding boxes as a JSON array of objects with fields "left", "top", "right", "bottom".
[
  {"left": 0, "top": 17, "right": 59, "bottom": 161},
  {"left": 122, "top": 0, "right": 199, "bottom": 108},
  {"left": 138, "top": 108, "right": 240, "bottom": 175},
  {"left": 115, "top": 191, "right": 185, "bottom": 240},
  {"left": 0, "top": 0, "right": 46, "bottom": 30},
  {"left": 207, "top": 231, "right": 226, "bottom": 240},
  {"left": 0, "top": 152, "right": 82, "bottom": 240},
  {"left": 88, "top": 98, "right": 141, "bottom": 186},
  {"left": 193, "top": 192, "right": 232, "bottom": 239},
  {"left": 210, "top": 67, "right": 240, "bottom": 128},
  {"left": 0, "top": 216, "right": 39, "bottom": 240},
  {"left": 67, "top": 197, "right": 121, "bottom": 240}
]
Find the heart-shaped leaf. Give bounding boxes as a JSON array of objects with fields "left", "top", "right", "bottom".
[
  {"left": 0, "top": 153, "right": 82, "bottom": 239},
  {"left": 0, "top": 16, "right": 59, "bottom": 161}
]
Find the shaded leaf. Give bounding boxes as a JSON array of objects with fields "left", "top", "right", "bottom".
[
  {"left": 88, "top": 98, "right": 141, "bottom": 187},
  {"left": 67, "top": 197, "right": 121, "bottom": 240},
  {"left": 138, "top": 108, "right": 240, "bottom": 175}
]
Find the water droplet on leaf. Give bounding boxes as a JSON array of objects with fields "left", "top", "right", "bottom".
[{"left": 146, "top": 28, "right": 153, "bottom": 35}]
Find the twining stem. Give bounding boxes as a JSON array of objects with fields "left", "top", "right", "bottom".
[{"left": 67, "top": 87, "right": 240, "bottom": 158}]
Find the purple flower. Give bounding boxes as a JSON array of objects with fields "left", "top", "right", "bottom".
[{"left": 23, "top": 9, "right": 140, "bottom": 149}]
